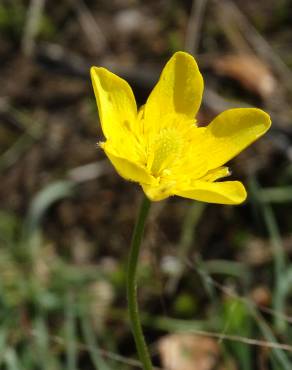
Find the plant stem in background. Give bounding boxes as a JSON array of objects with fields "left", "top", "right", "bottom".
[{"left": 127, "top": 195, "right": 153, "bottom": 370}]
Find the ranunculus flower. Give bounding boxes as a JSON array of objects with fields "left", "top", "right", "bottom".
[{"left": 91, "top": 52, "right": 271, "bottom": 203}]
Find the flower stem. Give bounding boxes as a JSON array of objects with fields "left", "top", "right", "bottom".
[{"left": 127, "top": 195, "right": 153, "bottom": 370}]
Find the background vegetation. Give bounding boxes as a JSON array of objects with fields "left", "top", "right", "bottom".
[{"left": 0, "top": 0, "right": 292, "bottom": 369}]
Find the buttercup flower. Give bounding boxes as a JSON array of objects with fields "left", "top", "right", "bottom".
[{"left": 90, "top": 52, "right": 271, "bottom": 204}]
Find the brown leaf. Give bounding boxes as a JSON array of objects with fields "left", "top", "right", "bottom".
[
  {"left": 212, "top": 54, "right": 277, "bottom": 99},
  {"left": 250, "top": 285, "right": 271, "bottom": 307},
  {"left": 158, "top": 333, "right": 220, "bottom": 370}
]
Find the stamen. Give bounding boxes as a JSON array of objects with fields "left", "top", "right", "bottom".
[{"left": 148, "top": 129, "right": 183, "bottom": 176}]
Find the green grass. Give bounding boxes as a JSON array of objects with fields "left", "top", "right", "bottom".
[{"left": 0, "top": 176, "right": 291, "bottom": 369}]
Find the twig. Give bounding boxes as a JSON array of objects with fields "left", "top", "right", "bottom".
[
  {"left": 249, "top": 307, "right": 291, "bottom": 370},
  {"left": 22, "top": 0, "right": 46, "bottom": 56},
  {"left": 185, "top": 0, "right": 209, "bottom": 54},
  {"left": 214, "top": 0, "right": 252, "bottom": 54},
  {"left": 157, "top": 223, "right": 292, "bottom": 326},
  {"left": 181, "top": 328, "right": 292, "bottom": 353},
  {"left": 69, "top": 0, "right": 107, "bottom": 55},
  {"left": 191, "top": 259, "right": 292, "bottom": 325},
  {"left": 215, "top": 0, "right": 292, "bottom": 93}
]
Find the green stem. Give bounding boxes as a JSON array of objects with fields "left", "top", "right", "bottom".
[{"left": 127, "top": 195, "right": 153, "bottom": 370}]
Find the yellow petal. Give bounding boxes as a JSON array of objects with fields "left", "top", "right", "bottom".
[
  {"left": 90, "top": 67, "right": 138, "bottom": 140},
  {"left": 174, "top": 181, "right": 247, "bottom": 204},
  {"left": 200, "top": 166, "right": 230, "bottom": 182},
  {"left": 203, "top": 108, "right": 271, "bottom": 170},
  {"left": 102, "top": 143, "right": 153, "bottom": 184},
  {"left": 172, "top": 126, "right": 208, "bottom": 181},
  {"left": 144, "top": 51, "right": 203, "bottom": 133},
  {"left": 141, "top": 182, "right": 175, "bottom": 202}
]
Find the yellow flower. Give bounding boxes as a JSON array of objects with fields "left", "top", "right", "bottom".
[{"left": 90, "top": 52, "right": 271, "bottom": 204}]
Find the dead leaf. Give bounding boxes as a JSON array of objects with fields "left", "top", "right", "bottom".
[
  {"left": 89, "top": 280, "right": 114, "bottom": 331},
  {"left": 212, "top": 54, "right": 277, "bottom": 99},
  {"left": 158, "top": 333, "right": 220, "bottom": 370},
  {"left": 250, "top": 286, "right": 271, "bottom": 307}
]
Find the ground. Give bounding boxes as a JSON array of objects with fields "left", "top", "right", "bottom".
[{"left": 0, "top": 0, "right": 292, "bottom": 369}]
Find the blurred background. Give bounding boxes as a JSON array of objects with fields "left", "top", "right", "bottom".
[{"left": 1, "top": 0, "right": 292, "bottom": 369}]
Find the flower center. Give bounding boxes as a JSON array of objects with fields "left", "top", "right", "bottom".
[{"left": 147, "top": 128, "right": 183, "bottom": 177}]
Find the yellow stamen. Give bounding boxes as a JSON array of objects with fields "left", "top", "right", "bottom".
[{"left": 147, "top": 128, "right": 183, "bottom": 177}]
